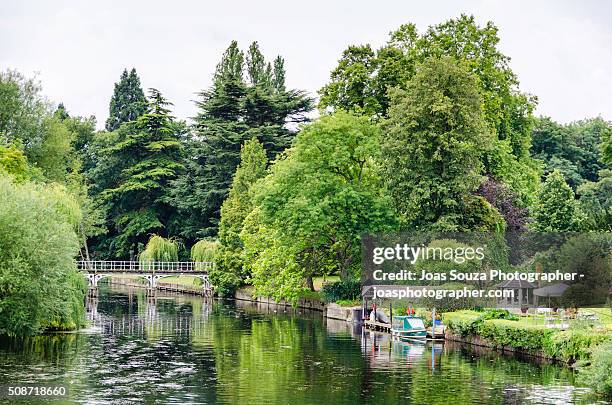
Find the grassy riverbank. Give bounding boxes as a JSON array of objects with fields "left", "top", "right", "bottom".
[{"left": 443, "top": 309, "right": 611, "bottom": 363}]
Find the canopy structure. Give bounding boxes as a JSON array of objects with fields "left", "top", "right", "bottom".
[{"left": 533, "top": 283, "right": 570, "bottom": 297}]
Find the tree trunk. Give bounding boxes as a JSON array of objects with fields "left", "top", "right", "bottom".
[{"left": 306, "top": 276, "right": 315, "bottom": 291}]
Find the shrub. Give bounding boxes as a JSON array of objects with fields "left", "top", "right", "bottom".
[
  {"left": 477, "top": 320, "right": 553, "bottom": 351},
  {"left": 444, "top": 309, "right": 609, "bottom": 362},
  {"left": 576, "top": 340, "right": 612, "bottom": 398},
  {"left": 481, "top": 308, "right": 519, "bottom": 321},
  {"left": 139, "top": 235, "right": 179, "bottom": 262},
  {"left": 191, "top": 239, "right": 219, "bottom": 262},
  {"left": 544, "top": 329, "right": 610, "bottom": 362},
  {"left": 335, "top": 299, "right": 361, "bottom": 307},
  {"left": 0, "top": 175, "right": 86, "bottom": 336},
  {"left": 320, "top": 279, "right": 361, "bottom": 303}
]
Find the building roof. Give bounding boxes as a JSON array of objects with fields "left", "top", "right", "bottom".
[{"left": 533, "top": 283, "right": 570, "bottom": 297}]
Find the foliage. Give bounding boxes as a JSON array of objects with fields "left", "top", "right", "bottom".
[
  {"left": 213, "top": 138, "right": 268, "bottom": 295},
  {"left": 601, "top": 128, "right": 612, "bottom": 166},
  {"left": 320, "top": 279, "right": 361, "bottom": 303},
  {"left": 335, "top": 299, "right": 361, "bottom": 307},
  {"left": 0, "top": 70, "right": 83, "bottom": 184},
  {"left": 476, "top": 177, "right": 530, "bottom": 231},
  {"left": 531, "top": 170, "right": 582, "bottom": 231},
  {"left": 577, "top": 169, "right": 611, "bottom": 231},
  {"left": 0, "top": 144, "right": 31, "bottom": 181},
  {"left": 444, "top": 310, "right": 609, "bottom": 362},
  {"left": 480, "top": 309, "right": 518, "bottom": 321},
  {"left": 444, "top": 313, "right": 552, "bottom": 351},
  {"left": 139, "top": 235, "right": 179, "bottom": 263},
  {"left": 555, "top": 233, "right": 611, "bottom": 308},
  {"left": 0, "top": 70, "right": 49, "bottom": 151},
  {"left": 477, "top": 320, "right": 554, "bottom": 352},
  {"left": 105, "top": 68, "right": 147, "bottom": 132},
  {"left": 170, "top": 41, "right": 313, "bottom": 239},
  {"left": 0, "top": 175, "right": 86, "bottom": 336},
  {"left": 319, "top": 15, "right": 540, "bottom": 203},
  {"left": 545, "top": 329, "right": 610, "bottom": 362},
  {"left": 382, "top": 56, "right": 501, "bottom": 231},
  {"left": 532, "top": 117, "right": 611, "bottom": 189},
  {"left": 576, "top": 340, "right": 612, "bottom": 398},
  {"left": 101, "top": 89, "right": 184, "bottom": 258},
  {"left": 442, "top": 311, "right": 483, "bottom": 336},
  {"left": 243, "top": 111, "right": 397, "bottom": 302},
  {"left": 191, "top": 240, "right": 219, "bottom": 262},
  {"left": 241, "top": 208, "right": 306, "bottom": 303}
]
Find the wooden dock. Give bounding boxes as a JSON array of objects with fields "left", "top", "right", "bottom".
[{"left": 364, "top": 319, "right": 392, "bottom": 332}]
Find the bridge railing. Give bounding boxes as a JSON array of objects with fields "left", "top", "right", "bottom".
[{"left": 77, "top": 261, "right": 213, "bottom": 273}]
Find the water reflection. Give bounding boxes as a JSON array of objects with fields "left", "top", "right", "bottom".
[{"left": 0, "top": 284, "right": 601, "bottom": 404}]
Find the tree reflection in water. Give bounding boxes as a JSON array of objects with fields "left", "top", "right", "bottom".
[{"left": 0, "top": 284, "right": 594, "bottom": 404}]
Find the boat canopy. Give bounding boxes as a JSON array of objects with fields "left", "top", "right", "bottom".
[
  {"left": 392, "top": 316, "right": 426, "bottom": 330},
  {"left": 407, "top": 318, "right": 425, "bottom": 330}
]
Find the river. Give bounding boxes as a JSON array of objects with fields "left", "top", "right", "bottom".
[{"left": 0, "top": 283, "right": 601, "bottom": 404}]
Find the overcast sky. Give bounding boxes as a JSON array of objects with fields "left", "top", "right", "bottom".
[{"left": 1, "top": 0, "right": 610, "bottom": 128}]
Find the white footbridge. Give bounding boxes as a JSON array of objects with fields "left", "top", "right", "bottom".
[{"left": 78, "top": 261, "right": 213, "bottom": 292}]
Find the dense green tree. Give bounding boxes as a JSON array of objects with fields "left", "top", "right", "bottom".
[
  {"left": 555, "top": 234, "right": 611, "bottom": 308},
  {"left": 476, "top": 177, "right": 530, "bottom": 232},
  {"left": 105, "top": 68, "right": 147, "bottom": 132},
  {"left": 212, "top": 138, "right": 267, "bottom": 295},
  {"left": 62, "top": 112, "right": 98, "bottom": 173},
  {"left": 0, "top": 70, "right": 82, "bottom": 183},
  {"left": 102, "top": 89, "right": 184, "bottom": 258},
  {"left": 47, "top": 104, "right": 107, "bottom": 260},
  {"left": 569, "top": 118, "right": 609, "bottom": 181},
  {"left": 138, "top": 234, "right": 179, "bottom": 262},
  {"left": 319, "top": 15, "right": 539, "bottom": 205},
  {"left": 0, "top": 175, "right": 86, "bottom": 336},
  {"left": 0, "top": 144, "right": 33, "bottom": 181},
  {"left": 578, "top": 170, "right": 611, "bottom": 231},
  {"left": 0, "top": 70, "right": 48, "bottom": 149},
  {"left": 171, "top": 41, "right": 312, "bottom": 240},
  {"left": 532, "top": 117, "right": 611, "bottom": 189},
  {"left": 601, "top": 128, "right": 612, "bottom": 166},
  {"left": 532, "top": 170, "right": 581, "bottom": 231},
  {"left": 382, "top": 56, "right": 503, "bottom": 231},
  {"left": 319, "top": 45, "right": 381, "bottom": 116},
  {"left": 242, "top": 112, "right": 397, "bottom": 301},
  {"left": 0, "top": 74, "right": 105, "bottom": 261},
  {"left": 319, "top": 15, "right": 535, "bottom": 155}
]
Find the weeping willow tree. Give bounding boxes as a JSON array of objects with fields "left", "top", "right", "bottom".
[
  {"left": 0, "top": 174, "right": 86, "bottom": 336},
  {"left": 192, "top": 239, "right": 219, "bottom": 272},
  {"left": 191, "top": 240, "right": 219, "bottom": 262},
  {"left": 139, "top": 235, "right": 179, "bottom": 263}
]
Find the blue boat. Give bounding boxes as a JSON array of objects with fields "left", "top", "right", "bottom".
[{"left": 391, "top": 316, "right": 427, "bottom": 340}]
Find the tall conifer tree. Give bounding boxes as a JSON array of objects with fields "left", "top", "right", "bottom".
[
  {"left": 104, "top": 89, "right": 183, "bottom": 258},
  {"left": 105, "top": 68, "right": 147, "bottom": 132},
  {"left": 171, "top": 41, "right": 313, "bottom": 240}
]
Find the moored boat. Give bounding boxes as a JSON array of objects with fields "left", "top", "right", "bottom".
[{"left": 391, "top": 316, "right": 427, "bottom": 340}]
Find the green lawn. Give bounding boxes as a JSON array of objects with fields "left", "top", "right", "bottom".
[
  {"left": 157, "top": 276, "right": 203, "bottom": 286},
  {"left": 442, "top": 308, "right": 612, "bottom": 329},
  {"left": 313, "top": 275, "right": 340, "bottom": 291}
]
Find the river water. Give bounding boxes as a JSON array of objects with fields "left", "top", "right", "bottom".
[{"left": 0, "top": 284, "right": 601, "bottom": 404}]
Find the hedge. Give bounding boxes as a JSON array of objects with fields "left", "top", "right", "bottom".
[{"left": 443, "top": 311, "right": 611, "bottom": 363}]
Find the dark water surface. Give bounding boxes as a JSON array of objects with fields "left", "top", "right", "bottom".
[{"left": 0, "top": 284, "right": 601, "bottom": 404}]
